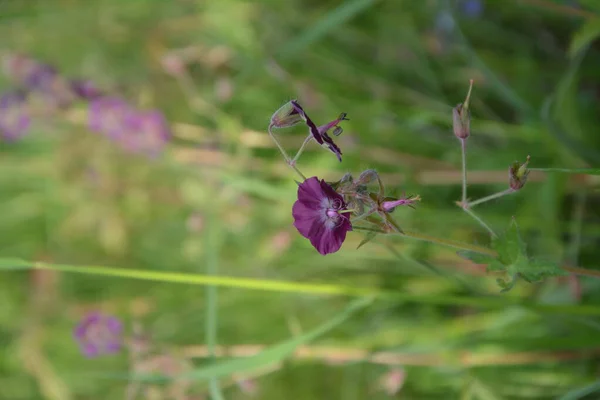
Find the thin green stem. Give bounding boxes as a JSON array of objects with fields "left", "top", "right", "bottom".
[
  {"left": 292, "top": 134, "right": 313, "bottom": 163},
  {"left": 460, "top": 138, "right": 468, "bottom": 205},
  {"left": 205, "top": 214, "right": 225, "bottom": 400},
  {"left": 268, "top": 125, "right": 306, "bottom": 181},
  {"left": 394, "top": 230, "right": 498, "bottom": 256},
  {"left": 462, "top": 207, "right": 497, "bottom": 238},
  {"left": 268, "top": 124, "right": 292, "bottom": 163},
  {"left": 467, "top": 189, "right": 515, "bottom": 208},
  {"left": 563, "top": 265, "right": 600, "bottom": 279}
]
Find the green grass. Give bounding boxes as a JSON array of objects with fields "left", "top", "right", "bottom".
[{"left": 2, "top": 0, "right": 600, "bottom": 399}]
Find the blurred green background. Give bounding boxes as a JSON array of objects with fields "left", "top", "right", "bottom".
[{"left": 2, "top": 0, "right": 600, "bottom": 398}]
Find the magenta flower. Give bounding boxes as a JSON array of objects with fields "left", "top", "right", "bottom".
[
  {"left": 381, "top": 194, "right": 421, "bottom": 212},
  {"left": 70, "top": 79, "right": 103, "bottom": 100},
  {"left": 292, "top": 177, "right": 352, "bottom": 255},
  {"left": 290, "top": 100, "right": 348, "bottom": 162},
  {"left": 0, "top": 91, "right": 30, "bottom": 141},
  {"left": 73, "top": 312, "right": 123, "bottom": 358},
  {"left": 88, "top": 96, "right": 131, "bottom": 139},
  {"left": 121, "top": 109, "right": 171, "bottom": 157}
]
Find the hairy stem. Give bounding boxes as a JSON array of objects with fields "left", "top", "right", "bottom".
[
  {"left": 461, "top": 138, "right": 468, "bottom": 205},
  {"left": 467, "top": 189, "right": 515, "bottom": 208},
  {"left": 462, "top": 207, "right": 497, "bottom": 238},
  {"left": 268, "top": 125, "right": 306, "bottom": 180},
  {"left": 292, "top": 134, "right": 313, "bottom": 163}
]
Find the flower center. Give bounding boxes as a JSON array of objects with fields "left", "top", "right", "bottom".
[
  {"left": 326, "top": 209, "right": 339, "bottom": 219},
  {"left": 324, "top": 198, "right": 344, "bottom": 221}
]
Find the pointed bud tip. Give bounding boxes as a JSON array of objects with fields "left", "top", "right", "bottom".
[{"left": 509, "top": 156, "right": 531, "bottom": 190}]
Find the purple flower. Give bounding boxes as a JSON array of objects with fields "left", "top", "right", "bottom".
[
  {"left": 381, "top": 194, "right": 421, "bottom": 212},
  {"left": 24, "top": 64, "right": 58, "bottom": 92},
  {"left": 290, "top": 100, "right": 348, "bottom": 162},
  {"left": 0, "top": 91, "right": 30, "bottom": 141},
  {"left": 88, "top": 96, "right": 131, "bottom": 139},
  {"left": 461, "top": 0, "right": 483, "bottom": 18},
  {"left": 70, "top": 79, "right": 103, "bottom": 100},
  {"left": 120, "top": 109, "right": 171, "bottom": 157},
  {"left": 292, "top": 177, "right": 352, "bottom": 255},
  {"left": 73, "top": 312, "right": 123, "bottom": 358}
]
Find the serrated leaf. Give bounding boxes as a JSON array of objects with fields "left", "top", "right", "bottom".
[
  {"left": 497, "top": 274, "right": 519, "bottom": 293},
  {"left": 457, "top": 250, "right": 497, "bottom": 265},
  {"left": 516, "top": 258, "right": 568, "bottom": 283},
  {"left": 487, "top": 219, "right": 566, "bottom": 291},
  {"left": 492, "top": 218, "right": 526, "bottom": 265},
  {"left": 357, "top": 231, "right": 378, "bottom": 249}
]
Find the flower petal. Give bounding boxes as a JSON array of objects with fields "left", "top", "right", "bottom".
[{"left": 290, "top": 100, "right": 324, "bottom": 145}]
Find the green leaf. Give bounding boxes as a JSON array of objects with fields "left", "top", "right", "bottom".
[
  {"left": 569, "top": 18, "right": 600, "bottom": 58},
  {"left": 461, "top": 219, "right": 567, "bottom": 292},
  {"left": 357, "top": 231, "right": 378, "bottom": 249},
  {"left": 456, "top": 250, "right": 496, "bottom": 265},
  {"left": 492, "top": 218, "right": 526, "bottom": 266},
  {"left": 492, "top": 220, "right": 566, "bottom": 290},
  {"left": 530, "top": 167, "right": 600, "bottom": 175},
  {"left": 517, "top": 258, "right": 568, "bottom": 283},
  {"left": 127, "top": 297, "right": 372, "bottom": 382},
  {"left": 0, "top": 258, "right": 31, "bottom": 270}
]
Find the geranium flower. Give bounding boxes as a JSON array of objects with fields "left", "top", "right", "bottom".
[
  {"left": 88, "top": 96, "right": 131, "bottom": 139},
  {"left": 121, "top": 109, "right": 171, "bottom": 157},
  {"left": 73, "top": 312, "right": 123, "bottom": 358},
  {"left": 292, "top": 177, "right": 352, "bottom": 255},
  {"left": 290, "top": 100, "right": 348, "bottom": 162},
  {"left": 0, "top": 91, "right": 30, "bottom": 141}
]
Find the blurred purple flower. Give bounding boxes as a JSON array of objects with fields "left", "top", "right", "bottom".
[
  {"left": 378, "top": 368, "right": 406, "bottom": 396},
  {"left": 74, "top": 312, "right": 123, "bottom": 358},
  {"left": 121, "top": 109, "right": 171, "bottom": 157},
  {"left": 292, "top": 177, "right": 352, "bottom": 255},
  {"left": 0, "top": 91, "right": 30, "bottom": 141},
  {"left": 461, "top": 0, "right": 483, "bottom": 18},
  {"left": 290, "top": 100, "right": 348, "bottom": 162},
  {"left": 88, "top": 96, "right": 131, "bottom": 139},
  {"left": 2, "top": 53, "right": 74, "bottom": 107},
  {"left": 70, "top": 79, "right": 103, "bottom": 100}
]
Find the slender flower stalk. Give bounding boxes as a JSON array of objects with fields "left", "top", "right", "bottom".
[
  {"left": 467, "top": 188, "right": 515, "bottom": 208},
  {"left": 291, "top": 133, "right": 314, "bottom": 164},
  {"left": 460, "top": 138, "right": 468, "bottom": 205},
  {"left": 462, "top": 207, "right": 497, "bottom": 237}
]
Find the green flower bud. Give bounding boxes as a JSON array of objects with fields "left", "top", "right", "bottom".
[
  {"left": 269, "top": 100, "right": 302, "bottom": 129},
  {"left": 453, "top": 80, "right": 473, "bottom": 140},
  {"left": 509, "top": 155, "right": 531, "bottom": 190}
]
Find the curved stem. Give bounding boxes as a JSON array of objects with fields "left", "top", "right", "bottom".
[
  {"left": 462, "top": 207, "right": 497, "bottom": 238},
  {"left": 563, "top": 265, "right": 600, "bottom": 279},
  {"left": 292, "top": 134, "right": 313, "bottom": 163},
  {"left": 468, "top": 189, "right": 515, "bottom": 208}
]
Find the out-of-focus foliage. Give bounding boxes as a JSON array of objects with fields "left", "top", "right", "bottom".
[{"left": 2, "top": 0, "right": 600, "bottom": 399}]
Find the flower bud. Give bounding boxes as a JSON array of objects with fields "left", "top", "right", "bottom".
[
  {"left": 453, "top": 80, "right": 473, "bottom": 139},
  {"left": 269, "top": 100, "right": 302, "bottom": 129},
  {"left": 381, "top": 194, "right": 421, "bottom": 212},
  {"left": 509, "top": 155, "right": 530, "bottom": 190},
  {"left": 356, "top": 169, "right": 379, "bottom": 185}
]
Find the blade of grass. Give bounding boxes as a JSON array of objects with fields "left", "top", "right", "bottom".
[
  {"left": 3, "top": 259, "right": 600, "bottom": 315},
  {"left": 558, "top": 380, "right": 600, "bottom": 400},
  {"left": 277, "top": 0, "right": 380, "bottom": 60},
  {"left": 84, "top": 297, "right": 373, "bottom": 382},
  {"left": 205, "top": 212, "right": 225, "bottom": 400}
]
